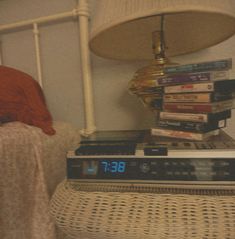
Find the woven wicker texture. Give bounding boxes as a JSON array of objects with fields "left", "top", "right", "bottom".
[{"left": 50, "top": 181, "right": 235, "bottom": 239}]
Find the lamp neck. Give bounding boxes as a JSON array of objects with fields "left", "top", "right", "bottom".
[{"left": 152, "top": 15, "right": 167, "bottom": 63}]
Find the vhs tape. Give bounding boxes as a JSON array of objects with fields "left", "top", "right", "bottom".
[
  {"left": 157, "top": 119, "right": 226, "bottom": 133},
  {"left": 163, "top": 99, "right": 234, "bottom": 113},
  {"left": 164, "top": 79, "right": 235, "bottom": 94},
  {"left": 163, "top": 92, "right": 232, "bottom": 103},
  {"left": 159, "top": 110, "right": 231, "bottom": 123}
]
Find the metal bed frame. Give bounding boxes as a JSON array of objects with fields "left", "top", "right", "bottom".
[{"left": 0, "top": 0, "right": 96, "bottom": 135}]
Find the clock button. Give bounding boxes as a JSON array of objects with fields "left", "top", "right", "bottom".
[{"left": 140, "top": 162, "right": 150, "bottom": 173}]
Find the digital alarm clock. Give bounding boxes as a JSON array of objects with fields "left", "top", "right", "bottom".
[
  {"left": 67, "top": 130, "right": 235, "bottom": 185},
  {"left": 67, "top": 154, "right": 235, "bottom": 184}
]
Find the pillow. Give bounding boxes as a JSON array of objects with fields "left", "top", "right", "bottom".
[{"left": 0, "top": 65, "right": 55, "bottom": 135}]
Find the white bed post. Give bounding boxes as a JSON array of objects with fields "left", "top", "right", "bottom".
[
  {"left": 78, "top": 0, "right": 96, "bottom": 136},
  {"left": 33, "top": 23, "right": 43, "bottom": 88}
]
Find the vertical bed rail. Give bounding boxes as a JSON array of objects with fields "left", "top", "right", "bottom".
[
  {"left": 78, "top": 0, "right": 96, "bottom": 136},
  {"left": 33, "top": 23, "right": 43, "bottom": 88},
  {"left": 0, "top": 0, "right": 96, "bottom": 135}
]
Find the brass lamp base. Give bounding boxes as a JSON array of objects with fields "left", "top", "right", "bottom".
[
  {"left": 129, "top": 24, "right": 177, "bottom": 111},
  {"left": 129, "top": 57, "right": 172, "bottom": 92},
  {"left": 129, "top": 56, "right": 176, "bottom": 111}
]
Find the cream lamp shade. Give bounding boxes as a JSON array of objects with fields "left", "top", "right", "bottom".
[{"left": 89, "top": 0, "right": 235, "bottom": 60}]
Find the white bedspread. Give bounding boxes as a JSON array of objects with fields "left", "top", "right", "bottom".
[{"left": 0, "top": 121, "right": 80, "bottom": 239}]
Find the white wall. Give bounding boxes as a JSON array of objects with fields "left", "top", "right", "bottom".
[{"left": 0, "top": 0, "right": 235, "bottom": 138}]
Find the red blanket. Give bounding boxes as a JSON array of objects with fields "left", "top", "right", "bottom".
[{"left": 0, "top": 65, "right": 55, "bottom": 135}]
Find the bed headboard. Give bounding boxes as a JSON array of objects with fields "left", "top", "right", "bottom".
[{"left": 0, "top": 0, "right": 96, "bottom": 136}]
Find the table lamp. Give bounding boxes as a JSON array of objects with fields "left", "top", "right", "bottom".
[{"left": 89, "top": 0, "right": 235, "bottom": 110}]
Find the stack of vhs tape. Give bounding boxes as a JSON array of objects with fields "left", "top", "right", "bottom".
[{"left": 151, "top": 58, "right": 235, "bottom": 140}]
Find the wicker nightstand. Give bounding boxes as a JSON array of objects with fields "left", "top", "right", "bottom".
[{"left": 50, "top": 180, "right": 235, "bottom": 239}]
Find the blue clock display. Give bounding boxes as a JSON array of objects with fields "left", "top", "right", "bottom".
[{"left": 101, "top": 161, "right": 126, "bottom": 173}]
